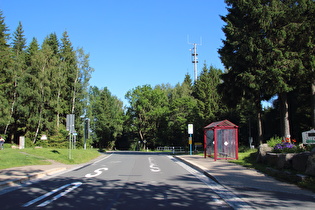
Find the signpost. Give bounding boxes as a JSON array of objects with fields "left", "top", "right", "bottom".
[
  {"left": 66, "top": 114, "right": 75, "bottom": 159},
  {"left": 188, "top": 124, "right": 193, "bottom": 155}
]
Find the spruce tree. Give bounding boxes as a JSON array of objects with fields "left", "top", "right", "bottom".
[
  {"left": 0, "top": 11, "right": 12, "bottom": 136},
  {"left": 5, "top": 21, "right": 28, "bottom": 140}
]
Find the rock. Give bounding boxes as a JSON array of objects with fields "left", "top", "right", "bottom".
[
  {"left": 264, "top": 153, "right": 294, "bottom": 169},
  {"left": 292, "top": 152, "right": 310, "bottom": 172},
  {"left": 265, "top": 153, "right": 279, "bottom": 167},
  {"left": 256, "top": 144, "right": 273, "bottom": 163},
  {"left": 305, "top": 152, "right": 315, "bottom": 176}
]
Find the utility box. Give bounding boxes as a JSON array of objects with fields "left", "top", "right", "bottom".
[{"left": 204, "top": 120, "right": 238, "bottom": 161}]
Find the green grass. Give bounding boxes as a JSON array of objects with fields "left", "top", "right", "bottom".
[
  {"left": 0, "top": 147, "right": 102, "bottom": 170},
  {"left": 229, "top": 149, "right": 260, "bottom": 168},
  {"left": 0, "top": 149, "right": 50, "bottom": 169}
]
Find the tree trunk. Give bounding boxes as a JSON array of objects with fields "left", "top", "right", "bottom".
[
  {"left": 71, "top": 68, "right": 79, "bottom": 114},
  {"left": 279, "top": 92, "right": 291, "bottom": 140},
  {"left": 4, "top": 78, "right": 17, "bottom": 135},
  {"left": 255, "top": 98, "right": 263, "bottom": 145},
  {"left": 257, "top": 111, "right": 263, "bottom": 145}
]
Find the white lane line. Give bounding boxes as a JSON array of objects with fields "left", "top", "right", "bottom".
[
  {"left": 22, "top": 182, "right": 82, "bottom": 207},
  {"left": 37, "top": 182, "right": 82, "bottom": 207},
  {"left": 92, "top": 153, "right": 113, "bottom": 165},
  {"left": 85, "top": 168, "right": 108, "bottom": 178},
  {"left": 168, "top": 156, "right": 252, "bottom": 210}
]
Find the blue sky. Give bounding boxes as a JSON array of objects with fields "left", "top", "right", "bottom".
[{"left": 2, "top": 0, "right": 228, "bottom": 105}]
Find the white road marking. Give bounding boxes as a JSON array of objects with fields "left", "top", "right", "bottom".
[
  {"left": 92, "top": 153, "right": 113, "bottom": 165},
  {"left": 148, "top": 157, "right": 161, "bottom": 172},
  {"left": 22, "top": 182, "right": 82, "bottom": 207},
  {"left": 85, "top": 168, "right": 108, "bottom": 178}
]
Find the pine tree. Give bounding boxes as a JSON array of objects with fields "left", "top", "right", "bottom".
[
  {"left": 219, "top": 0, "right": 272, "bottom": 144},
  {"left": 20, "top": 38, "right": 40, "bottom": 141},
  {"left": 4, "top": 21, "right": 27, "bottom": 140},
  {"left": 60, "top": 31, "right": 78, "bottom": 114},
  {"left": 0, "top": 11, "right": 12, "bottom": 136},
  {"left": 193, "top": 65, "right": 223, "bottom": 125},
  {"left": 90, "top": 87, "right": 124, "bottom": 149}
]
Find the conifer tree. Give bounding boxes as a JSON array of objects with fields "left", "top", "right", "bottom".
[
  {"left": 20, "top": 38, "right": 40, "bottom": 140},
  {"left": 60, "top": 31, "right": 78, "bottom": 115},
  {"left": 90, "top": 86, "right": 124, "bottom": 149},
  {"left": 0, "top": 11, "right": 12, "bottom": 136},
  {"left": 5, "top": 21, "right": 27, "bottom": 139},
  {"left": 193, "top": 65, "right": 223, "bottom": 126}
]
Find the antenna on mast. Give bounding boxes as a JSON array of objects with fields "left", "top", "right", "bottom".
[{"left": 187, "top": 36, "right": 202, "bottom": 82}]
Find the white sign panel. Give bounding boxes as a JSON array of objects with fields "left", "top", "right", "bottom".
[
  {"left": 188, "top": 124, "right": 193, "bottom": 134},
  {"left": 302, "top": 129, "right": 315, "bottom": 144},
  {"left": 19, "top": 136, "right": 25, "bottom": 149}
]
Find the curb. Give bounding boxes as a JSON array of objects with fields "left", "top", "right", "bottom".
[
  {"left": 0, "top": 167, "right": 67, "bottom": 190},
  {"left": 174, "top": 156, "right": 220, "bottom": 183}
]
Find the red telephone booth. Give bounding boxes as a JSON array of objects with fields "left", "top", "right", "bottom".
[{"left": 204, "top": 120, "right": 238, "bottom": 161}]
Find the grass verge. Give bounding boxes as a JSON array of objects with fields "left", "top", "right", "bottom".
[{"left": 0, "top": 147, "right": 102, "bottom": 170}]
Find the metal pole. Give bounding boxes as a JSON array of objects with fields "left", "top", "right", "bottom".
[
  {"left": 69, "top": 133, "right": 72, "bottom": 159},
  {"left": 189, "top": 134, "right": 192, "bottom": 155},
  {"left": 83, "top": 125, "right": 86, "bottom": 150},
  {"left": 193, "top": 43, "right": 198, "bottom": 82}
]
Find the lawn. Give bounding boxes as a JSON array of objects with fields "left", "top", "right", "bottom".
[{"left": 0, "top": 146, "right": 102, "bottom": 170}]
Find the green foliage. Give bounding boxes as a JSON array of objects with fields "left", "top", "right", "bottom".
[
  {"left": 1, "top": 2, "right": 314, "bottom": 152},
  {"left": 89, "top": 86, "right": 124, "bottom": 149},
  {"left": 267, "top": 136, "right": 283, "bottom": 148},
  {"left": 25, "top": 137, "right": 34, "bottom": 148},
  {"left": 219, "top": 0, "right": 315, "bottom": 142},
  {"left": 48, "top": 128, "right": 68, "bottom": 148},
  {"left": 35, "top": 140, "right": 49, "bottom": 148},
  {"left": 0, "top": 11, "right": 93, "bottom": 147}
]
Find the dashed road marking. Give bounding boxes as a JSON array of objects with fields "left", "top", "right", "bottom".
[{"left": 22, "top": 182, "right": 82, "bottom": 207}]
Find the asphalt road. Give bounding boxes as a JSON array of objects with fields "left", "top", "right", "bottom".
[
  {"left": 2, "top": 151, "right": 314, "bottom": 209},
  {"left": 0, "top": 151, "right": 250, "bottom": 209}
]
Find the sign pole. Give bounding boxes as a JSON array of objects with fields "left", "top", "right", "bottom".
[
  {"left": 189, "top": 134, "right": 192, "bottom": 155},
  {"left": 188, "top": 124, "right": 193, "bottom": 155}
]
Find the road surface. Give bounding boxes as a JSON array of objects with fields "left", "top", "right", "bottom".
[{"left": 0, "top": 152, "right": 314, "bottom": 209}]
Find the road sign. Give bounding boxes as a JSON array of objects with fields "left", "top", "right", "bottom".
[
  {"left": 302, "top": 129, "right": 315, "bottom": 144},
  {"left": 66, "top": 114, "right": 75, "bottom": 133},
  {"left": 188, "top": 124, "right": 193, "bottom": 134}
]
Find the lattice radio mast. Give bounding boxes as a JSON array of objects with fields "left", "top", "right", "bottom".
[{"left": 188, "top": 36, "right": 202, "bottom": 82}]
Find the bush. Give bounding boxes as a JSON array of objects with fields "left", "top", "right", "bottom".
[
  {"left": 267, "top": 136, "right": 282, "bottom": 147},
  {"left": 35, "top": 140, "right": 49, "bottom": 148}
]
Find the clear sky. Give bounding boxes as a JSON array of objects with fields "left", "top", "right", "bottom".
[{"left": 1, "top": 0, "right": 228, "bottom": 105}]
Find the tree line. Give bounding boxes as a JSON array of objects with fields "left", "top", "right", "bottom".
[
  {"left": 0, "top": 11, "right": 93, "bottom": 147},
  {"left": 219, "top": 0, "right": 315, "bottom": 144},
  {"left": 1, "top": 0, "right": 314, "bottom": 150}
]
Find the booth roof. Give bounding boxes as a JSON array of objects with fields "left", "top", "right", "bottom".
[{"left": 204, "top": 119, "right": 238, "bottom": 129}]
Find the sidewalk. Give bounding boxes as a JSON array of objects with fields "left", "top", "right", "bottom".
[{"left": 176, "top": 155, "right": 315, "bottom": 197}]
